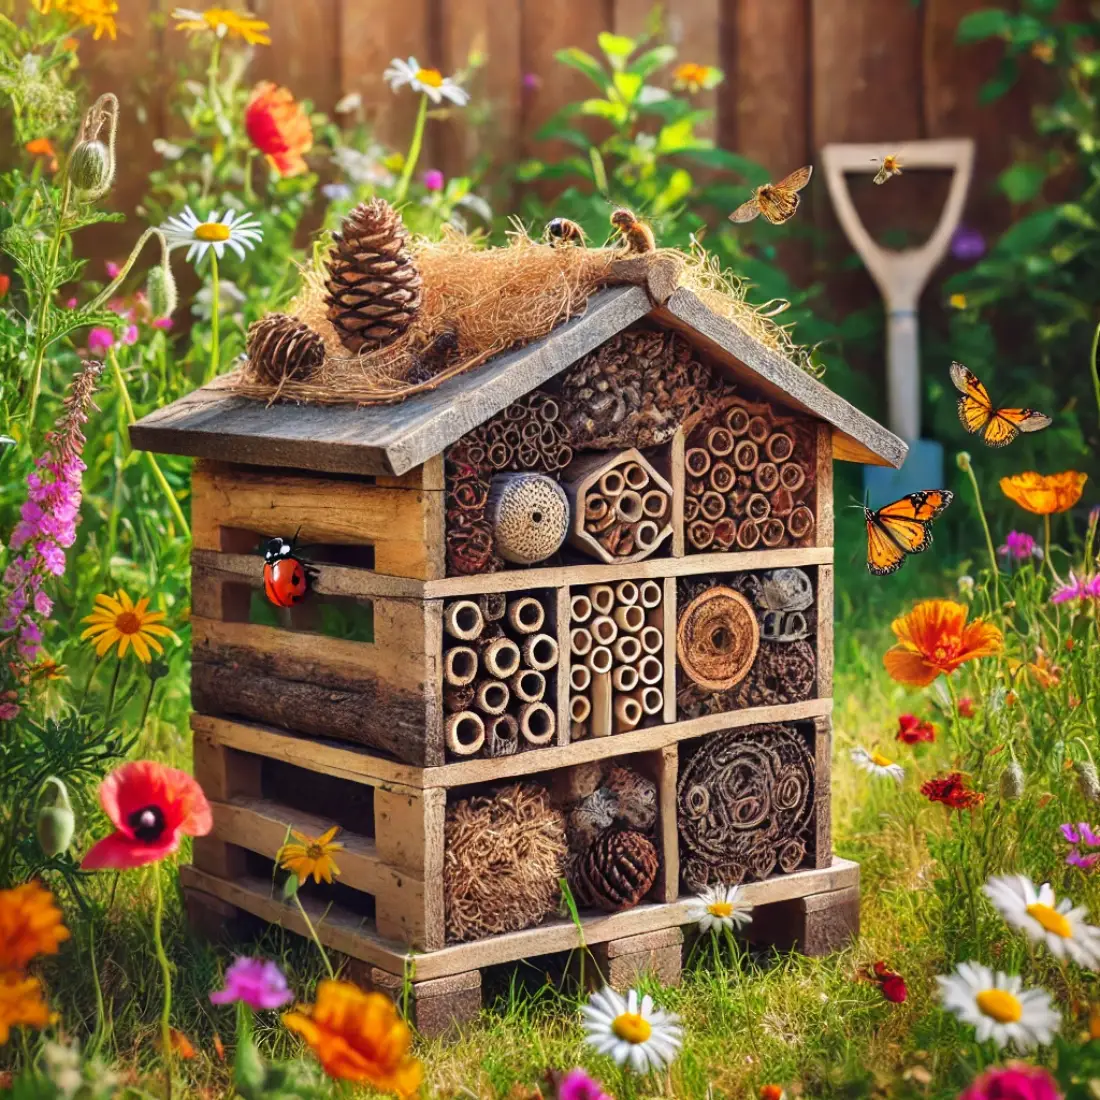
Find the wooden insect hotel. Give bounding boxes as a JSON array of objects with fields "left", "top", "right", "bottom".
[{"left": 132, "top": 204, "right": 906, "bottom": 1036}]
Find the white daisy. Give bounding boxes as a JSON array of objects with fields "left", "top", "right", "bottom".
[
  {"left": 684, "top": 885, "right": 753, "bottom": 934},
  {"left": 937, "top": 961, "right": 1059, "bottom": 1050},
  {"left": 984, "top": 874, "right": 1100, "bottom": 969},
  {"left": 581, "top": 986, "right": 682, "bottom": 1074},
  {"left": 159, "top": 206, "right": 263, "bottom": 266},
  {"left": 383, "top": 57, "right": 470, "bottom": 106},
  {"left": 850, "top": 747, "right": 905, "bottom": 784}
]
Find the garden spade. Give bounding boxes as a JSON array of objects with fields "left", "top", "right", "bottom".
[{"left": 821, "top": 138, "right": 974, "bottom": 501}]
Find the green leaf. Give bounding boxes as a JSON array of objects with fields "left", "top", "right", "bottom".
[
  {"left": 281, "top": 873, "right": 300, "bottom": 900},
  {"left": 597, "top": 31, "right": 636, "bottom": 68},
  {"left": 956, "top": 8, "right": 1012, "bottom": 43},
  {"left": 553, "top": 47, "right": 608, "bottom": 91},
  {"left": 979, "top": 56, "right": 1020, "bottom": 102},
  {"left": 997, "top": 161, "right": 1046, "bottom": 202},
  {"left": 627, "top": 44, "right": 676, "bottom": 80},
  {"left": 651, "top": 168, "right": 694, "bottom": 215},
  {"left": 589, "top": 148, "right": 609, "bottom": 197},
  {"left": 1057, "top": 203, "right": 1098, "bottom": 231},
  {"left": 580, "top": 98, "right": 629, "bottom": 125},
  {"left": 656, "top": 117, "right": 711, "bottom": 155},
  {"left": 612, "top": 70, "right": 643, "bottom": 105},
  {"left": 991, "top": 207, "right": 1059, "bottom": 254}
]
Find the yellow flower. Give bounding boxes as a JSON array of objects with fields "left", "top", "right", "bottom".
[
  {"left": 0, "top": 882, "right": 69, "bottom": 971},
  {"left": 949, "top": 293, "right": 968, "bottom": 310},
  {"left": 278, "top": 826, "right": 343, "bottom": 885},
  {"left": 0, "top": 972, "right": 50, "bottom": 1045},
  {"left": 32, "top": 0, "right": 117, "bottom": 40},
  {"left": 283, "top": 980, "right": 421, "bottom": 1094},
  {"left": 1000, "top": 471, "right": 1087, "bottom": 515},
  {"left": 80, "top": 589, "right": 172, "bottom": 662},
  {"left": 672, "top": 62, "right": 722, "bottom": 93},
  {"left": 171, "top": 7, "right": 271, "bottom": 46}
]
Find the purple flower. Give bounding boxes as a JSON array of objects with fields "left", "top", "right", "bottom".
[
  {"left": 422, "top": 169, "right": 444, "bottom": 192},
  {"left": 121, "top": 323, "right": 138, "bottom": 346},
  {"left": 1062, "top": 821, "right": 1100, "bottom": 869},
  {"left": 87, "top": 327, "right": 114, "bottom": 352},
  {"left": 1051, "top": 572, "right": 1095, "bottom": 604},
  {"left": 209, "top": 957, "right": 292, "bottom": 1010},
  {"left": 959, "top": 1065, "right": 1060, "bottom": 1100},
  {"left": 951, "top": 225, "right": 986, "bottom": 263},
  {"left": 997, "top": 531, "right": 1042, "bottom": 561},
  {"left": 522, "top": 72, "right": 541, "bottom": 91},
  {"left": 557, "top": 1069, "right": 612, "bottom": 1100}
]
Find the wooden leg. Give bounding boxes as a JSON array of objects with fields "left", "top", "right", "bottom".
[
  {"left": 346, "top": 964, "right": 482, "bottom": 1039},
  {"left": 748, "top": 883, "right": 860, "bottom": 957},
  {"left": 589, "top": 927, "right": 683, "bottom": 990}
]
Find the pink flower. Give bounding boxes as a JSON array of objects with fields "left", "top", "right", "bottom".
[
  {"left": 0, "top": 702, "right": 20, "bottom": 720},
  {"left": 958, "top": 1064, "right": 1061, "bottom": 1100},
  {"left": 64, "top": 297, "right": 78, "bottom": 309},
  {"left": 557, "top": 1069, "right": 612, "bottom": 1100},
  {"left": 105, "top": 260, "right": 121, "bottom": 279},
  {"left": 209, "top": 957, "right": 292, "bottom": 1010},
  {"left": 1052, "top": 573, "right": 1099, "bottom": 604},
  {"left": 1062, "top": 822, "right": 1100, "bottom": 869},
  {"left": 87, "top": 327, "right": 114, "bottom": 352},
  {"left": 152, "top": 317, "right": 173, "bottom": 330},
  {"left": 121, "top": 324, "right": 138, "bottom": 345},
  {"left": 998, "top": 531, "right": 1042, "bottom": 561},
  {"left": 422, "top": 168, "right": 444, "bottom": 192}
]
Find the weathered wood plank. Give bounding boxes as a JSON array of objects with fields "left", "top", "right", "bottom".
[
  {"left": 816, "top": 563, "right": 834, "bottom": 698},
  {"left": 813, "top": 715, "right": 832, "bottom": 868},
  {"left": 251, "top": 0, "right": 341, "bottom": 111},
  {"left": 815, "top": 422, "right": 834, "bottom": 548}
]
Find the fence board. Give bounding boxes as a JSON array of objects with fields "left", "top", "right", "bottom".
[{"left": 251, "top": 0, "right": 342, "bottom": 112}]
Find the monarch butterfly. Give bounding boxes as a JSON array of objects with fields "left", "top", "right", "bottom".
[
  {"left": 865, "top": 491, "right": 954, "bottom": 576},
  {"left": 729, "top": 166, "right": 813, "bottom": 226},
  {"left": 950, "top": 362, "right": 1051, "bottom": 447}
]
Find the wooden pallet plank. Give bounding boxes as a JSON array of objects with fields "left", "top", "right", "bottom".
[
  {"left": 816, "top": 562, "right": 834, "bottom": 698},
  {"left": 656, "top": 745, "right": 679, "bottom": 902},
  {"left": 815, "top": 423, "right": 834, "bottom": 547},
  {"left": 813, "top": 714, "right": 832, "bottom": 868}
]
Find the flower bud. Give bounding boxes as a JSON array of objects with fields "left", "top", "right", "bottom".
[
  {"left": 1077, "top": 760, "right": 1100, "bottom": 804},
  {"left": 957, "top": 574, "right": 975, "bottom": 598},
  {"left": 1000, "top": 760, "right": 1025, "bottom": 801},
  {"left": 956, "top": 451, "right": 972, "bottom": 472},
  {"left": 36, "top": 777, "right": 74, "bottom": 857},
  {"left": 146, "top": 263, "right": 178, "bottom": 322},
  {"left": 68, "top": 139, "right": 113, "bottom": 196}
]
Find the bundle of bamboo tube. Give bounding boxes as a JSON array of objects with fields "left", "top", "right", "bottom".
[{"left": 577, "top": 460, "right": 671, "bottom": 561}]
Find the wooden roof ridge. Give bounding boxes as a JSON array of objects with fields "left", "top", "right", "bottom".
[{"left": 131, "top": 283, "right": 907, "bottom": 477}]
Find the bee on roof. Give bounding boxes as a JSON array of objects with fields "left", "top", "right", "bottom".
[
  {"left": 610, "top": 208, "right": 656, "bottom": 253},
  {"left": 543, "top": 217, "right": 585, "bottom": 246}
]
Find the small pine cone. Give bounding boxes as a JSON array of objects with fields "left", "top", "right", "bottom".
[
  {"left": 324, "top": 198, "right": 422, "bottom": 354},
  {"left": 246, "top": 313, "right": 325, "bottom": 385},
  {"left": 578, "top": 829, "right": 659, "bottom": 912}
]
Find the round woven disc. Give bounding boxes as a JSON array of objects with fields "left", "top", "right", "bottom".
[{"left": 676, "top": 585, "right": 759, "bottom": 691}]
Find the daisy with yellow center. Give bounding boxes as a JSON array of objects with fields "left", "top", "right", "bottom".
[
  {"left": 685, "top": 884, "right": 753, "bottom": 934},
  {"left": 80, "top": 589, "right": 172, "bottom": 663},
  {"left": 581, "top": 986, "right": 682, "bottom": 1074},
  {"left": 31, "top": 0, "right": 117, "bottom": 41},
  {"left": 171, "top": 7, "right": 271, "bottom": 45},
  {"left": 850, "top": 747, "right": 905, "bottom": 784},
  {"left": 383, "top": 57, "right": 469, "bottom": 106},
  {"left": 984, "top": 874, "right": 1100, "bottom": 968},
  {"left": 278, "top": 826, "right": 343, "bottom": 885},
  {"left": 937, "top": 962, "right": 1058, "bottom": 1049},
  {"left": 159, "top": 205, "right": 263, "bottom": 267}
]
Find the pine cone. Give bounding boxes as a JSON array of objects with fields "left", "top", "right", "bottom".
[
  {"left": 246, "top": 313, "right": 325, "bottom": 385},
  {"left": 578, "top": 829, "right": 659, "bottom": 912},
  {"left": 324, "top": 198, "right": 422, "bottom": 354}
]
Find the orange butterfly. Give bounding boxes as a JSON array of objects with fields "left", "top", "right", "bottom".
[
  {"left": 865, "top": 491, "right": 954, "bottom": 576},
  {"left": 729, "top": 166, "right": 813, "bottom": 226},
  {"left": 950, "top": 362, "right": 1051, "bottom": 447}
]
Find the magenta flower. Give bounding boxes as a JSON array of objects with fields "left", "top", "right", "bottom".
[
  {"left": 998, "top": 531, "right": 1042, "bottom": 561},
  {"left": 152, "top": 317, "right": 174, "bottom": 330},
  {"left": 0, "top": 702, "right": 19, "bottom": 720},
  {"left": 105, "top": 260, "right": 121, "bottom": 279},
  {"left": 121, "top": 323, "right": 138, "bottom": 345},
  {"left": 522, "top": 72, "right": 541, "bottom": 91},
  {"left": 87, "top": 327, "right": 114, "bottom": 352},
  {"left": 557, "top": 1068, "right": 612, "bottom": 1100},
  {"left": 422, "top": 168, "right": 444, "bottom": 192},
  {"left": 1062, "top": 822, "right": 1100, "bottom": 870},
  {"left": 64, "top": 296, "right": 78, "bottom": 309},
  {"left": 209, "top": 957, "right": 292, "bottom": 1010},
  {"left": 1051, "top": 572, "right": 1097, "bottom": 604},
  {"left": 958, "top": 1064, "right": 1060, "bottom": 1100},
  {"left": 951, "top": 225, "right": 986, "bottom": 263}
]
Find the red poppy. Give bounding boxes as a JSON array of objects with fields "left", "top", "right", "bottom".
[
  {"left": 872, "top": 961, "right": 908, "bottom": 1003},
  {"left": 81, "top": 760, "right": 211, "bottom": 870},
  {"left": 920, "top": 772, "right": 984, "bottom": 811},
  {"left": 245, "top": 81, "right": 312, "bottom": 177},
  {"left": 896, "top": 714, "right": 936, "bottom": 745},
  {"left": 957, "top": 696, "right": 976, "bottom": 719},
  {"left": 0, "top": 274, "right": 10, "bottom": 299}
]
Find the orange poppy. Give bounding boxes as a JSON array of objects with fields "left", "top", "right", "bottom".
[
  {"left": 0, "top": 882, "right": 69, "bottom": 971},
  {"left": 283, "top": 980, "right": 421, "bottom": 1095},
  {"left": 1010, "top": 647, "right": 1061, "bottom": 689},
  {"left": 0, "top": 972, "right": 50, "bottom": 1044},
  {"left": 1000, "top": 471, "right": 1087, "bottom": 515},
  {"left": 244, "top": 82, "right": 313, "bottom": 178},
  {"left": 884, "top": 599, "right": 1003, "bottom": 686},
  {"left": 25, "top": 138, "right": 59, "bottom": 173}
]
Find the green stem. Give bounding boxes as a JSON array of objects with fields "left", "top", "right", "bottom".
[
  {"left": 724, "top": 926, "right": 761, "bottom": 1060},
  {"left": 1090, "top": 319, "right": 1100, "bottom": 434},
  {"left": 152, "top": 867, "right": 174, "bottom": 1100},
  {"left": 243, "top": 150, "right": 257, "bottom": 204},
  {"left": 394, "top": 93, "right": 429, "bottom": 204},
  {"left": 85, "top": 228, "right": 168, "bottom": 315},
  {"left": 138, "top": 674, "right": 156, "bottom": 736},
  {"left": 104, "top": 656, "right": 122, "bottom": 721},
  {"left": 961, "top": 458, "right": 1001, "bottom": 615},
  {"left": 1043, "top": 514, "right": 1063, "bottom": 587},
  {"left": 292, "top": 892, "right": 335, "bottom": 978},
  {"left": 204, "top": 251, "right": 220, "bottom": 384}
]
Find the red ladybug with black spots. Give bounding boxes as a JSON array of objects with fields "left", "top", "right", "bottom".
[{"left": 261, "top": 534, "right": 315, "bottom": 608}]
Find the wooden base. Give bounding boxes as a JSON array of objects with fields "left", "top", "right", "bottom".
[
  {"left": 588, "top": 927, "right": 684, "bottom": 990},
  {"left": 746, "top": 883, "right": 860, "bottom": 957}
]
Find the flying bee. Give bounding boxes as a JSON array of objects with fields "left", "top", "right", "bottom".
[
  {"left": 610, "top": 208, "right": 656, "bottom": 253},
  {"left": 873, "top": 152, "right": 903, "bottom": 185},
  {"left": 543, "top": 217, "right": 586, "bottom": 247},
  {"left": 729, "top": 165, "right": 813, "bottom": 226}
]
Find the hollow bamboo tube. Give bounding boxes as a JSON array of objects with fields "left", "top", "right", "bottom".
[
  {"left": 570, "top": 663, "right": 592, "bottom": 692},
  {"left": 634, "top": 520, "right": 660, "bottom": 551},
  {"left": 641, "top": 490, "right": 667, "bottom": 519},
  {"left": 613, "top": 605, "right": 645, "bottom": 634},
  {"left": 639, "top": 625, "right": 663, "bottom": 655},
  {"left": 585, "top": 495, "right": 611, "bottom": 522},
  {"left": 766, "top": 431, "right": 795, "bottom": 463},
  {"left": 615, "top": 490, "right": 644, "bottom": 523},
  {"left": 487, "top": 441, "right": 510, "bottom": 468},
  {"left": 483, "top": 637, "right": 522, "bottom": 679},
  {"left": 788, "top": 505, "right": 815, "bottom": 539},
  {"left": 637, "top": 655, "right": 663, "bottom": 685},
  {"left": 614, "top": 580, "right": 639, "bottom": 606},
  {"left": 524, "top": 633, "right": 559, "bottom": 671},
  {"left": 612, "top": 665, "right": 640, "bottom": 693},
  {"left": 713, "top": 516, "right": 738, "bottom": 549},
  {"left": 510, "top": 668, "right": 546, "bottom": 704},
  {"left": 640, "top": 686, "right": 664, "bottom": 716},
  {"left": 589, "top": 615, "right": 618, "bottom": 646},
  {"left": 588, "top": 585, "right": 615, "bottom": 615},
  {"left": 737, "top": 520, "right": 761, "bottom": 549},
  {"left": 755, "top": 462, "right": 780, "bottom": 493},
  {"left": 444, "top": 646, "right": 478, "bottom": 687},
  {"left": 570, "top": 694, "right": 592, "bottom": 723},
  {"left": 586, "top": 645, "right": 614, "bottom": 676},
  {"left": 725, "top": 405, "right": 750, "bottom": 436},
  {"left": 478, "top": 592, "right": 507, "bottom": 622},
  {"left": 570, "top": 594, "right": 593, "bottom": 623},
  {"left": 613, "top": 634, "right": 643, "bottom": 665},
  {"left": 571, "top": 721, "right": 589, "bottom": 741},
  {"left": 780, "top": 463, "right": 806, "bottom": 492},
  {"left": 622, "top": 462, "right": 650, "bottom": 490},
  {"left": 486, "top": 714, "right": 519, "bottom": 757},
  {"left": 761, "top": 517, "right": 786, "bottom": 547},
  {"left": 688, "top": 519, "right": 715, "bottom": 551},
  {"left": 570, "top": 627, "right": 593, "bottom": 658},
  {"left": 507, "top": 596, "right": 545, "bottom": 634},
  {"left": 709, "top": 462, "right": 735, "bottom": 494},
  {"left": 683, "top": 496, "right": 701, "bottom": 523},
  {"left": 519, "top": 701, "right": 556, "bottom": 746},
  {"left": 685, "top": 447, "right": 711, "bottom": 477},
  {"left": 733, "top": 439, "right": 759, "bottom": 472},
  {"left": 638, "top": 580, "right": 662, "bottom": 609},
  {"left": 444, "top": 684, "right": 475, "bottom": 713},
  {"left": 443, "top": 600, "right": 485, "bottom": 641},
  {"left": 445, "top": 712, "right": 485, "bottom": 756},
  {"left": 613, "top": 695, "right": 643, "bottom": 734},
  {"left": 598, "top": 469, "right": 625, "bottom": 498},
  {"left": 475, "top": 680, "right": 511, "bottom": 716},
  {"left": 748, "top": 415, "right": 770, "bottom": 443},
  {"left": 590, "top": 670, "right": 612, "bottom": 737},
  {"left": 746, "top": 492, "right": 771, "bottom": 520},
  {"left": 700, "top": 491, "right": 726, "bottom": 521},
  {"left": 706, "top": 425, "right": 734, "bottom": 456}
]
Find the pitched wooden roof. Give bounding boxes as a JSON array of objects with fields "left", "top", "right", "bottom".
[{"left": 131, "top": 285, "right": 907, "bottom": 477}]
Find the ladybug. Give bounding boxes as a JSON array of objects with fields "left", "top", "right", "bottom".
[{"left": 261, "top": 535, "right": 313, "bottom": 608}]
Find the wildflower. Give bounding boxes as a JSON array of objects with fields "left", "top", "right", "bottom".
[
  {"left": 922, "top": 772, "right": 984, "bottom": 810},
  {"left": 684, "top": 885, "right": 752, "bottom": 934},
  {"left": 1077, "top": 760, "right": 1100, "bottom": 804},
  {"left": 557, "top": 1068, "right": 612, "bottom": 1100},
  {"left": 884, "top": 599, "right": 1003, "bottom": 686},
  {"left": 958, "top": 574, "right": 975, "bottom": 597},
  {"left": 938, "top": 962, "right": 1059, "bottom": 1050},
  {"left": 383, "top": 57, "right": 469, "bottom": 106},
  {"left": 985, "top": 874, "right": 1100, "bottom": 968},
  {"left": 896, "top": 714, "right": 936, "bottom": 745},
  {"left": 31, "top": 0, "right": 117, "bottom": 40},
  {"left": 672, "top": 62, "right": 723, "bottom": 93},
  {"left": 1061, "top": 823, "right": 1100, "bottom": 870},
  {"left": 209, "top": 957, "right": 293, "bottom": 1010},
  {"left": 160, "top": 206, "right": 262, "bottom": 268},
  {"left": 332, "top": 144, "right": 394, "bottom": 188},
  {"left": 245, "top": 82, "right": 313, "bottom": 178},
  {"left": 81, "top": 589, "right": 171, "bottom": 662},
  {"left": 1051, "top": 573, "right": 1100, "bottom": 604},
  {"left": 759, "top": 1087, "right": 785, "bottom": 1100},
  {"left": 422, "top": 168, "right": 444, "bottom": 192},
  {"left": 0, "top": 275, "right": 10, "bottom": 298},
  {"left": 322, "top": 182, "right": 353, "bottom": 203},
  {"left": 998, "top": 530, "right": 1042, "bottom": 561},
  {"left": 958, "top": 696, "right": 977, "bottom": 719},
  {"left": 25, "top": 137, "right": 58, "bottom": 172},
  {"left": 951, "top": 225, "right": 987, "bottom": 262},
  {"left": 999, "top": 760, "right": 1025, "bottom": 801},
  {"left": 81, "top": 760, "right": 212, "bottom": 870},
  {"left": 168, "top": 1030, "right": 196, "bottom": 1059},
  {"left": 36, "top": 777, "right": 75, "bottom": 857},
  {"left": 869, "top": 961, "right": 908, "bottom": 1003},
  {"left": 0, "top": 882, "right": 69, "bottom": 970},
  {"left": 42, "top": 1039, "right": 83, "bottom": 1096},
  {"left": 334, "top": 91, "right": 362, "bottom": 114},
  {"left": 959, "top": 1064, "right": 1060, "bottom": 1100},
  {"left": 1031, "top": 40, "right": 1055, "bottom": 63},
  {"left": 1001, "top": 471, "right": 1087, "bottom": 515},
  {"left": 278, "top": 826, "right": 343, "bottom": 885},
  {"left": 171, "top": 7, "right": 270, "bottom": 45},
  {"left": 283, "top": 980, "right": 421, "bottom": 1093},
  {"left": 850, "top": 747, "right": 905, "bottom": 784},
  {"left": 949, "top": 293, "right": 968, "bottom": 309},
  {"left": 580, "top": 986, "right": 682, "bottom": 1074},
  {"left": 1010, "top": 648, "right": 1061, "bottom": 688},
  {"left": 86, "top": 326, "right": 114, "bottom": 352},
  {"left": 0, "top": 972, "right": 50, "bottom": 1045}
]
